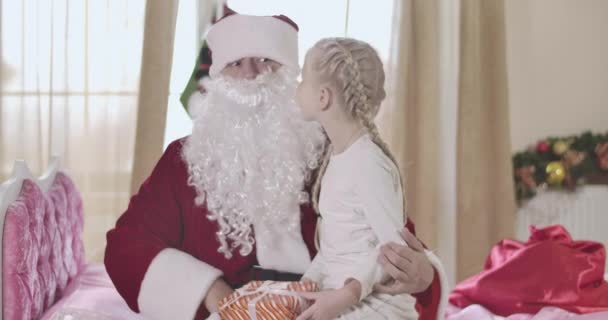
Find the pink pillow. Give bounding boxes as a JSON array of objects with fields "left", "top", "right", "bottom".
[{"left": 3, "top": 173, "right": 85, "bottom": 320}]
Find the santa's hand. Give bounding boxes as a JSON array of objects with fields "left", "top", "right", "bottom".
[
  {"left": 374, "top": 228, "right": 434, "bottom": 295},
  {"left": 296, "top": 287, "right": 358, "bottom": 320}
]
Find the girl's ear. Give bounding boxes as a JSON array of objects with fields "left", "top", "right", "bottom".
[{"left": 320, "top": 86, "right": 333, "bottom": 111}]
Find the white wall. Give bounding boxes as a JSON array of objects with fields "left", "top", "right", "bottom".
[{"left": 506, "top": 0, "right": 608, "bottom": 152}]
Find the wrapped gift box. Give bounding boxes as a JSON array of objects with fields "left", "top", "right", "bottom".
[{"left": 218, "top": 281, "right": 318, "bottom": 320}]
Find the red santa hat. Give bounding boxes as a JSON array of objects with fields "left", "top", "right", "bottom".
[{"left": 206, "top": 12, "right": 300, "bottom": 78}]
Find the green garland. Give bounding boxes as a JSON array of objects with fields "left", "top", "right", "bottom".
[
  {"left": 512, "top": 131, "right": 608, "bottom": 203},
  {"left": 179, "top": 40, "right": 212, "bottom": 113}
]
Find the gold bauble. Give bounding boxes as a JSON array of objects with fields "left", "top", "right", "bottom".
[
  {"left": 552, "top": 140, "right": 569, "bottom": 156},
  {"left": 546, "top": 161, "right": 566, "bottom": 185}
]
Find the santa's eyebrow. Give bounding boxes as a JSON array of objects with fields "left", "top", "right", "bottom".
[{"left": 228, "top": 58, "right": 244, "bottom": 64}]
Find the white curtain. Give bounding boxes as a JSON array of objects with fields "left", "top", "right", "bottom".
[
  {"left": 379, "top": 0, "right": 516, "bottom": 284},
  {"left": 0, "top": 0, "right": 146, "bottom": 262}
]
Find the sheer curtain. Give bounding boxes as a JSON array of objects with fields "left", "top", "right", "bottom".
[
  {"left": 379, "top": 0, "right": 515, "bottom": 283},
  {"left": 377, "top": 0, "right": 442, "bottom": 261},
  {"left": 0, "top": 0, "right": 146, "bottom": 262},
  {"left": 455, "top": 0, "right": 515, "bottom": 281},
  {"left": 129, "top": 0, "right": 179, "bottom": 194}
]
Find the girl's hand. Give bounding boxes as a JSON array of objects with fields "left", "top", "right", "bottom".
[{"left": 296, "top": 287, "right": 358, "bottom": 320}]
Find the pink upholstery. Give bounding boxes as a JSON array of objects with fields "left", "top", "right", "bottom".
[
  {"left": 3, "top": 173, "right": 85, "bottom": 320},
  {"left": 40, "top": 264, "right": 145, "bottom": 320}
]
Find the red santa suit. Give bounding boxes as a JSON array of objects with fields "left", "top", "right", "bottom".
[
  {"left": 105, "top": 139, "right": 440, "bottom": 320},
  {"left": 105, "top": 11, "right": 440, "bottom": 320}
]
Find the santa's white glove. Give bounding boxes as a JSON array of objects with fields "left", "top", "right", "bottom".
[{"left": 296, "top": 286, "right": 359, "bottom": 320}]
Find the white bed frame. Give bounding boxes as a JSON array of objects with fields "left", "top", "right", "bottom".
[{"left": 0, "top": 157, "right": 61, "bottom": 320}]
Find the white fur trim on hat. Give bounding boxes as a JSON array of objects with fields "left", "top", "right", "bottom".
[{"left": 206, "top": 14, "right": 299, "bottom": 78}]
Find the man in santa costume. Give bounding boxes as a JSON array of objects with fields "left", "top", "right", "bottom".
[{"left": 105, "top": 11, "right": 439, "bottom": 320}]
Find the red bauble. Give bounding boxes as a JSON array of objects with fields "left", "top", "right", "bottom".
[{"left": 536, "top": 141, "right": 550, "bottom": 153}]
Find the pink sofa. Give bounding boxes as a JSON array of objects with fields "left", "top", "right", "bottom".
[{"left": 1, "top": 159, "right": 143, "bottom": 320}]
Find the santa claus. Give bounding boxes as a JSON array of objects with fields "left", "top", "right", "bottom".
[{"left": 105, "top": 11, "right": 438, "bottom": 320}]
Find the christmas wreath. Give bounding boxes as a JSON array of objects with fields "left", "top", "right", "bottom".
[{"left": 512, "top": 131, "right": 608, "bottom": 202}]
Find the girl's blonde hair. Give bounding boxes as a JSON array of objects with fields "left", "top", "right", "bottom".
[{"left": 310, "top": 37, "right": 406, "bottom": 218}]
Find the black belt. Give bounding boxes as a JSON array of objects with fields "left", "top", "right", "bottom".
[{"left": 249, "top": 266, "right": 303, "bottom": 282}]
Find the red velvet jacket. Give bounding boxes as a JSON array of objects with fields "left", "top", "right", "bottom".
[{"left": 105, "top": 138, "right": 440, "bottom": 319}]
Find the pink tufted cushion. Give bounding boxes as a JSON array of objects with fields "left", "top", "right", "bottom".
[{"left": 3, "top": 173, "right": 86, "bottom": 320}]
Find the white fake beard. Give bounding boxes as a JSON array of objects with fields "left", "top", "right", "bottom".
[{"left": 182, "top": 68, "right": 326, "bottom": 259}]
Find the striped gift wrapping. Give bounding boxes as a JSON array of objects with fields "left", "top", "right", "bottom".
[
  {"left": 516, "top": 185, "right": 608, "bottom": 273},
  {"left": 218, "top": 281, "right": 319, "bottom": 320}
]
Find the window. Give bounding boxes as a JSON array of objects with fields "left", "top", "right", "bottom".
[{"left": 1, "top": 0, "right": 146, "bottom": 260}]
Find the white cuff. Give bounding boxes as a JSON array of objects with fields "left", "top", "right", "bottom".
[
  {"left": 346, "top": 258, "right": 384, "bottom": 301},
  {"left": 425, "top": 250, "right": 449, "bottom": 320},
  {"left": 302, "top": 255, "right": 324, "bottom": 283},
  {"left": 138, "top": 248, "right": 223, "bottom": 320},
  {"left": 353, "top": 273, "right": 382, "bottom": 301}
]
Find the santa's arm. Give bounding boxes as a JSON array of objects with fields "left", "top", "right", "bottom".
[
  {"left": 105, "top": 140, "right": 223, "bottom": 320},
  {"left": 405, "top": 221, "right": 442, "bottom": 320}
]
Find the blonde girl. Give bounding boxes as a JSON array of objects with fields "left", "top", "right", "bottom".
[{"left": 295, "top": 37, "right": 418, "bottom": 320}]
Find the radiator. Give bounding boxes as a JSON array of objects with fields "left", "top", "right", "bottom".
[{"left": 516, "top": 185, "right": 608, "bottom": 273}]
